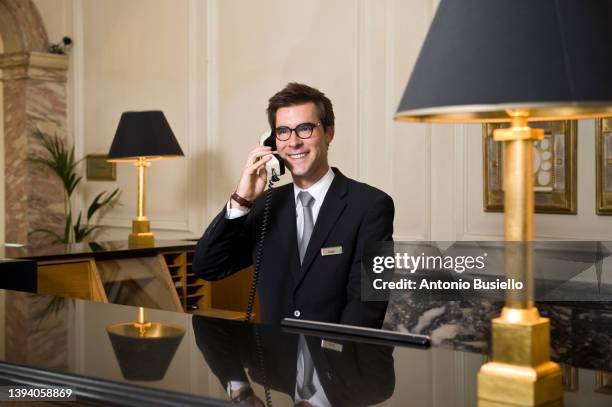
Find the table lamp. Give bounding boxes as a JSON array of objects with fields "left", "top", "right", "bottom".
[
  {"left": 108, "top": 111, "right": 184, "bottom": 247},
  {"left": 395, "top": 1, "right": 612, "bottom": 406}
]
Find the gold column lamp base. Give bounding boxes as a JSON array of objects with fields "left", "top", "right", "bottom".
[
  {"left": 479, "top": 308, "right": 562, "bottom": 407},
  {"left": 129, "top": 157, "right": 154, "bottom": 247},
  {"left": 477, "top": 110, "right": 562, "bottom": 407},
  {"left": 129, "top": 219, "right": 154, "bottom": 247}
]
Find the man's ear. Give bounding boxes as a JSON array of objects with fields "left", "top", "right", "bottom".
[{"left": 325, "top": 126, "right": 335, "bottom": 145}]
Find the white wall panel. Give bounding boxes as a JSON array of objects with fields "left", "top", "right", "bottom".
[
  {"left": 212, "top": 0, "right": 360, "bottom": 208},
  {"left": 79, "top": 0, "right": 192, "bottom": 237},
  {"left": 391, "top": 0, "right": 434, "bottom": 240}
]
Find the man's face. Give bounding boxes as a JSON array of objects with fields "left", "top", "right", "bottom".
[{"left": 275, "top": 102, "right": 334, "bottom": 188}]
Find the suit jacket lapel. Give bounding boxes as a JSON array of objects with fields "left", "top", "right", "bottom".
[
  {"left": 274, "top": 185, "right": 301, "bottom": 280},
  {"left": 294, "top": 169, "right": 348, "bottom": 291}
]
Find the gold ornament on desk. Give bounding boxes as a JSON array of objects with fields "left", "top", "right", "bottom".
[
  {"left": 107, "top": 111, "right": 184, "bottom": 247},
  {"left": 395, "top": 1, "right": 612, "bottom": 406}
]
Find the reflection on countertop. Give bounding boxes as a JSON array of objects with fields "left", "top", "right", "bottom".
[
  {"left": 1, "top": 240, "right": 195, "bottom": 262},
  {"left": 384, "top": 296, "right": 612, "bottom": 373},
  {"left": 0, "top": 288, "right": 610, "bottom": 406}
]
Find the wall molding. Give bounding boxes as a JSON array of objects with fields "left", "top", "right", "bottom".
[
  {"left": 355, "top": 0, "right": 364, "bottom": 180},
  {"left": 185, "top": 0, "right": 207, "bottom": 235},
  {"left": 394, "top": 234, "right": 429, "bottom": 241},
  {"left": 206, "top": 0, "right": 220, "bottom": 228},
  {"left": 385, "top": 0, "right": 395, "bottom": 196},
  {"left": 456, "top": 123, "right": 468, "bottom": 240}
]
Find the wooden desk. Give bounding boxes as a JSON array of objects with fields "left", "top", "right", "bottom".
[{"left": 3, "top": 240, "right": 259, "bottom": 321}]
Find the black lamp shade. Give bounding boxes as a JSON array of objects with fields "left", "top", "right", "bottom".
[
  {"left": 396, "top": 0, "right": 612, "bottom": 122},
  {"left": 108, "top": 111, "right": 184, "bottom": 160}
]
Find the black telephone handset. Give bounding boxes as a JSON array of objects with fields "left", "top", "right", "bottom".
[
  {"left": 245, "top": 131, "right": 285, "bottom": 324},
  {"left": 260, "top": 130, "right": 285, "bottom": 180}
]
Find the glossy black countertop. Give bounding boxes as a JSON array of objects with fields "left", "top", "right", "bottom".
[
  {"left": 0, "top": 289, "right": 610, "bottom": 406},
  {"left": 2, "top": 239, "right": 196, "bottom": 262}
]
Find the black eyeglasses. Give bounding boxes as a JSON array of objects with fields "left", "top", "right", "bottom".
[{"left": 274, "top": 122, "right": 321, "bottom": 141}]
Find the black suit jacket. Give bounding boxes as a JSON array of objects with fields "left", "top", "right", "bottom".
[{"left": 192, "top": 168, "right": 394, "bottom": 327}]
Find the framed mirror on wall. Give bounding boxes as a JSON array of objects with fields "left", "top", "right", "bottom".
[{"left": 483, "top": 121, "right": 577, "bottom": 214}]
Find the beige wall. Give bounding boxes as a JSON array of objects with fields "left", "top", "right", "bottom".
[
  {"left": 32, "top": 0, "right": 72, "bottom": 43},
  {"left": 28, "top": 0, "right": 612, "bottom": 242}
]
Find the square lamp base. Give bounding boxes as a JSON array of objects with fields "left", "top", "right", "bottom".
[
  {"left": 129, "top": 219, "right": 154, "bottom": 247},
  {"left": 478, "top": 307, "right": 563, "bottom": 406}
]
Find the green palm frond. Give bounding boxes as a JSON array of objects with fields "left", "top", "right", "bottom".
[
  {"left": 87, "top": 188, "right": 120, "bottom": 221},
  {"left": 63, "top": 211, "right": 72, "bottom": 243},
  {"left": 30, "top": 130, "right": 121, "bottom": 243},
  {"left": 31, "top": 130, "right": 84, "bottom": 197}
]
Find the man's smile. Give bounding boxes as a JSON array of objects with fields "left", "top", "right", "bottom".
[{"left": 287, "top": 151, "right": 309, "bottom": 160}]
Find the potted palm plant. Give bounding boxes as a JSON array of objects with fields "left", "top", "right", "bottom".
[{"left": 30, "top": 130, "right": 120, "bottom": 244}]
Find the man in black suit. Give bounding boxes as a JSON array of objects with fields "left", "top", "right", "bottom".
[{"left": 193, "top": 83, "right": 394, "bottom": 328}]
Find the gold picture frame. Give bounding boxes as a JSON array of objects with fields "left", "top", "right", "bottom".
[
  {"left": 483, "top": 121, "right": 577, "bottom": 214},
  {"left": 86, "top": 154, "right": 116, "bottom": 181},
  {"left": 596, "top": 118, "right": 612, "bottom": 215},
  {"left": 595, "top": 371, "right": 612, "bottom": 395}
]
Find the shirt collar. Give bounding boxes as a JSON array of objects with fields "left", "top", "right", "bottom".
[{"left": 293, "top": 167, "right": 335, "bottom": 205}]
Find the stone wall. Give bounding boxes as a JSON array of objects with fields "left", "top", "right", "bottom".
[{"left": 0, "top": 0, "right": 69, "bottom": 246}]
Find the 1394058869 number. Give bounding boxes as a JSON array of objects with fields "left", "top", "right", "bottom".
[{"left": 1, "top": 386, "right": 75, "bottom": 401}]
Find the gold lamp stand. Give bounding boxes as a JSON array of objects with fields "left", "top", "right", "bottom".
[
  {"left": 129, "top": 157, "right": 154, "bottom": 247},
  {"left": 478, "top": 110, "right": 563, "bottom": 406}
]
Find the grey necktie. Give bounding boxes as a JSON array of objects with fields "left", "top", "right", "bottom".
[
  {"left": 297, "top": 334, "right": 317, "bottom": 400},
  {"left": 297, "top": 191, "right": 315, "bottom": 264}
]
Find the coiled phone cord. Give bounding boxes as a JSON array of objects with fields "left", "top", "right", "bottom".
[
  {"left": 245, "top": 170, "right": 279, "bottom": 323},
  {"left": 245, "top": 170, "right": 279, "bottom": 407}
]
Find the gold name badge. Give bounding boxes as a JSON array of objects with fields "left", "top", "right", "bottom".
[
  {"left": 321, "top": 339, "right": 343, "bottom": 352},
  {"left": 321, "top": 246, "right": 343, "bottom": 256}
]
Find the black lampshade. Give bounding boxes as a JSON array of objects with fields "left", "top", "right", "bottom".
[
  {"left": 107, "top": 322, "right": 185, "bottom": 381},
  {"left": 108, "top": 111, "right": 184, "bottom": 160},
  {"left": 396, "top": 0, "right": 612, "bottom": 123}
]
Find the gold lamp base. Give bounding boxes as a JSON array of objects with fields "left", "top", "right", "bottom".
[
  {"left": 129, "top": 219, "right": 154, "bottom": 247},
  {"left": 478, "top": 307, "right": 563, "bottom": 406}
]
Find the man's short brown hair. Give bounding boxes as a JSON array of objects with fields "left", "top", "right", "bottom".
[{"left": 267, "top": 83, "right": 335, "bottom": 131}]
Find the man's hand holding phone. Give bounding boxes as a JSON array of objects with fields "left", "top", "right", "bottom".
[{"left": 231, "top": 144, "right": 274, "bottom": 209}]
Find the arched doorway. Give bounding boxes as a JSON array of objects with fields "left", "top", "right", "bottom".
[{"left": 0, "top": 0, "right": 69, "bottom": 246}]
